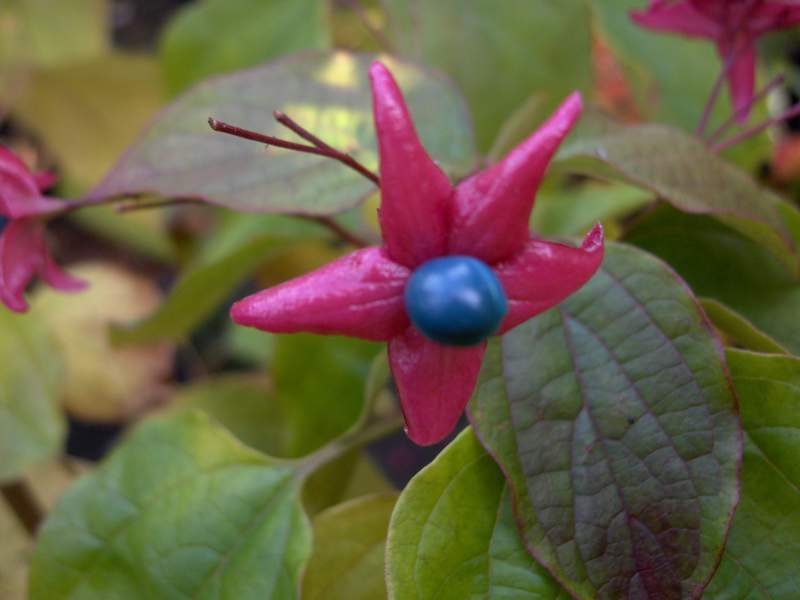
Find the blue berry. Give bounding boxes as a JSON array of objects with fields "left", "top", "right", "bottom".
[{"left": 404, "top": 255, "right": 508, "bottom": 346}]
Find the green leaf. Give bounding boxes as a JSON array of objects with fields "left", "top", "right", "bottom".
[
  {"left": 274, "top": 333, "right": 379, "bottom": 456},
  {"left": 700, "top": 298, "right": 789, "bottom": 355},
  {"left": 0, "top": 0, "right": 109, "bottom": 69},
  {"left": 89, "top": 51, "right": 477, "bottom": 215},
  {"left": 160, "top": 0, "right": 330, "bottom": 95},
  {"left": 383, "top": 0, "right": 592, "bottom": 151},
  {"left": 171, "top": 375, "right": 287, "bottom": 456},
  {"left": 0, "top": 310, "right": 65, "bottom": 482},
  {"left": 387, "top": 428, "right": 565, "bottom": 599},
  {"left": 304, "top": 494, "right": 397, "bottom": 600},
  {"left": 29, "top": 412, "right": 311, "bottom": 600},
  {"left": 11, "top": 53, "right": 164, "bottom": 193},
  {"left": 468, "top": 243, "right": 741, "bottom": 599},
  {"left": 531, "top": 182, "right": 650, "bottom": 238},
  {"left": 626, "top": 205, "right": 800, "bottom": 354},
  {"left": 110, "top": 214, "right": 325, "bottom": 345},
  {"left": 705, "top": 350, "right": 800, "bottom": 599},
  {"left": 556, "top": 117, "right": 798, "bottom": 273}
]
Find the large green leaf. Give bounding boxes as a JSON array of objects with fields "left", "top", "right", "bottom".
[
  {"left": 382, "top": 0, "right": 592, "bottom": 151},
  {"left": 387, "top": 428, "right": 566, "bottom": 599},
  {"left": 0, "top": 310, "right": 65, "bottom": 482},
  {"left": 468, "top": 243, "right": 741, "bottom": 599},
  {"left": 556, "top": 118, "right": 798, "bottom": 273},
  {"left": 705, "top": 350, "right": 800, "bottom": 598},
  {"left": 29, "top": 412, "right": 311, "bottom": 599},
  {"left": 304, "top": 494, "right": 397, "bottom": 600},
  {"left": 160, "top": 0, "right": 329, "bottom": 95},
  {"left": 89, "top": 51, "right": 476, "bottom": 215},
  {"left": 626, "top": 205, "right": 800, "bottom": 354}
]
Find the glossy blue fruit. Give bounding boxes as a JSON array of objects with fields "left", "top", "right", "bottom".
[{"left": 404, "top": 255, "right": 508, "bottom": 346}]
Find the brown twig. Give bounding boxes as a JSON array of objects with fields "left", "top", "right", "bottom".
[
  {"left": 1, "top": 480, "right": 44, "bottom": 536},
  {"left": 208, "top": 117, "right": 380, "bottom": 186}
]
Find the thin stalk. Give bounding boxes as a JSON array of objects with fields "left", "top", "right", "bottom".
[
  {"left": 208, "top": 117, "right": 380, "bottom": 186},
  {"left": 697, "top": 48, "right": 738, "bottom": 138},
  {"left": 713, "top": 102, "right": 800, "bottom": 153},
  {"left": 295, "top": 414, "right": 405, "bottom": 479},
  {"left": 301, "top": 214, "right": 371, "bottom": 247},
  {"left": 707, "top": 73, "right": 786, "bottom": 144},
  {"left": 272, "top": 111, "right": 380, "bottom": 185}
]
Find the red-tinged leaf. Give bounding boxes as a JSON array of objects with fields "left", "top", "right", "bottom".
[
  {"left": 468, "top": 243, "right": 741, "bottom": 599},
  {"left": 88, "top": 51, "right": 476, "bottom": 217}
]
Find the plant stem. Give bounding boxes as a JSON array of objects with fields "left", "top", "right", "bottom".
[
  {"left": 697, "top": 48, "right": 737, "bottom": 138},
  {"left": 707, "top": 73, "right": 786, "bottom": 144},
  {"left": 713, "top": 102, "right": 800, "bottom": 153},
  {"left": 301, "top": 214, "right": 371, "bottom": 247},
  {"left": 208, "top": 117, "right": 380, "bottom": 186},
  {"left": 296, "top": 414, "right": 405, "bottom": 479},
  {"left": 1, "top": 480, "right": 44, "bottom": 536}
]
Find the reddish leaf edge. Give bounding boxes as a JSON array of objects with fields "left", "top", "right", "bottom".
[
  {"left": 465, "top": 242, "right": 743, "bottom": 600},
  {"left": 85, "top": 49, "right": 478, "bottom": 218}
]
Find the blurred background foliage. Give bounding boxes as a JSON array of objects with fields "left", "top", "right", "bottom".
[{"left": 3, "top": 1, "right": 800, "bottom": 598}]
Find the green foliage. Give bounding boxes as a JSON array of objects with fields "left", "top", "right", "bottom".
[
  {"left": 160, "top": 0, "right": 330, "bottom": 95},
  {"left": 89, "top": 52, "right": 476, "bottom": 215},
  {"left": 171, "top": 375, "right": 286, "bottom": 456},
  {"left": 273, "top": 333, "right": 379, "bottom": 456},
  {"left": 387, "top": 429, "right": 565, "bottom": 599},
  {"left": 0, "top": 311, "right": 65, "bottom": 482},
  {"left": 383, "top": 0, "right": 592, "bottom": 151},
  {"left": 700, "top": 298, "right": 789, "bottom": 354},
  {"left": 110, "top": 214, "right": 326, "bottom": 345},
  {"left": 11, "top": 54, "right": 165, "bottom": 193},
  {"left": 627, "top": 205, "right": 800, "bottom": 354},
  {"left": 304, "top": 494, "right": 397, "bottom": 600},
  {"left": 531, "top": 182, "right": 650, "bottom": 238},
  {"left": 469, "top": 243, "right": 740, "bottom": 599},
  {"left": 29, "top": 412, "right": 311, "bottom": 599},
  {"left": 705, "top": 350, "right": 800, "bottom": 598},
  {"left": 0, "top": 0, "right": 109, "bottom": 69},
  {"left": 556, "top": 115, "right": 798, "bottom": 272}
]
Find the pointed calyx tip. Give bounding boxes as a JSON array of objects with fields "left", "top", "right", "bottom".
[{"left": 582, "top": 223, "right": 604, "bottom": 252}]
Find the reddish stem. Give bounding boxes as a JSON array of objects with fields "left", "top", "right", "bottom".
[
  {"left": 697, "top": 47, "right": 738, "bottom": 138},
  {"left": 713, "top": 102, "right": 800, "bottom": 153},
  {"left": 706, "top": 73, "right": 786, "bottom": 144},
  {"left": 208, "top": 117, "right": 380, "bottom": 186}
]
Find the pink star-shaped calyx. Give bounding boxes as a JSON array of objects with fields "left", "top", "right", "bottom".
[
  {"left": 631, "top": 0, "right": 800, "bottom": 122},
  {"left": 0, "top": 146, "right": 85, "bottom": 312},
  {"left": 231, "top": 62, "right": 604, "bottom": 446}
]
